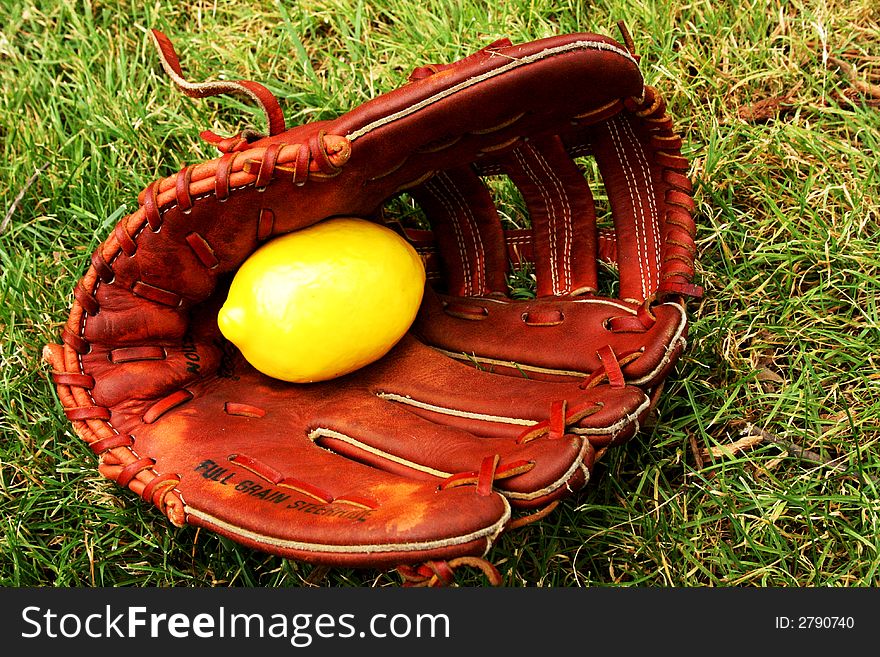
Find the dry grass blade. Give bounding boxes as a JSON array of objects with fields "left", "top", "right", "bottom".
[
  {"left": 826, "top": 55, "right": 880, "bottom": 100},
  {"left": 0, "top": 165, "right": 47, "bottom": 236}
]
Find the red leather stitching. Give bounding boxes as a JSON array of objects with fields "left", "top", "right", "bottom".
[
  {"left": 667, "top": 189, "right": 696, "bottom": 212},
  {"left": 493, "top": 460, "right": 534, "bottom": 479},
  {"left": 144, "top": 181, "right": 162, "bottom": 231},
  {"left": 109, "top": 346, "right": 166, "bottom": 363},
  {"left": 507, "top": 499, "right": 561, "bottom": 530},
  {"left": 651, "top": 134, "right": 683, "bottom": 151},
  {"left": 90, "top": 249, "right": 114, "bottom": 283},
  {"left": 175, "top": 165, "right": 195, "bottom": 212},
  {"left": 333, "top": 494, "right": 379, "bottom": 510},
  {"left": 257, "top": 208, "right": 275, "bottom": 241},
  {"left": 277, "top": 477, "right": 334, "bottom": 504},
  {"left": 200, "top": 130, "right": 249, "bottom": 153},
  {"left": 185, "top": 232, "right": 220, "bottom": 269},
  {"left": 516, "top": 397, "right": 603, "bottom": 444},
  {"left": 142, "top": 389, "right": 194, "bottom": 424},
  {"left": 523, "top": 308, "right": 565, "bottom": 326},
  {"left": 224, "top": 402, "right": 267, "bottom": 418},
  {"left": 663, "top": 170, "right": 693, "bottom": 192},
  {"left": 439, "top": 454, "right": 528, "bottom": 493},
  {"left": 65, "top": 405, "right": 112, "bottom": 421},
  {"left": 116, "top": 457, "right": 156, "bottom": 487},
  {"left": 597, "top": 345, "right": 626, "bottom": 389},
  {"left": 229, "top": 453, "right": 335, "bottom": 503},
  {"left": 308, "top": 131, "right": 333, "bottom": 174},
  {"left": 114, "top": 222, "right": 137, "bottom": 256},
  {"left": 475, "top": 455, "right": 500, "bottom": 497},
  {"left": 214, "top": 151, "right": 237, "bottom": 200},
  {"left": 132, "top": 281, "right": 181, "bottom": 307},
  {"left": 655, "top": 151, "right": 690, "bottom": 171},
  {"left": 229, "top": 453, "right": 284, "bottom": 483},
  {"left": 73, "top": 281, "right": 99, "bottom": 315},
  {"left": 51, "top": 371, "right": 95, "bottom": 388},
  {"left": 61, "top": 328, "right": 89, "bottom": 354},
  {"left": 548, "top": 400, "right": 566, "bottom": 439},
  {"left": 140, "top": 472, "right": 180, "bottom": 504},
  {"left": 255, "top": 142, "right": 281, "bottom": 189},
  {"left": 607, "top": 302, "right": 656, "bottom": 333},
  {"left": 52, "top": 372, "right": 95, "bottom": 390},
  {"left": 293, "top": 142, "right": 311, "bottom": 185},
  {"left": 658, "top": 280, "right": 703, "bottom": 298},
  {"left": 88, "top": 434, "right": 135, "bottom": 454},
  {"left": 443, "top": 302, "right": 488, "bottom": 320},
  {"left": 399, "top": 557, "right": 502, "bottom": 587}
]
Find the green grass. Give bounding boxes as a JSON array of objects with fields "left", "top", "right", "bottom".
[{"left": 1, "top": 0, "right": 879, "bottom": 587}]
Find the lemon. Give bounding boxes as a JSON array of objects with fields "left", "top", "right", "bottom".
[{"left": 217, "top": 217, "right": 426, "bottom": 383}]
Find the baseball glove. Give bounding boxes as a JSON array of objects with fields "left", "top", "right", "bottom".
[{"left": 43, "top": 23, "right": 700, "bottom": 586}]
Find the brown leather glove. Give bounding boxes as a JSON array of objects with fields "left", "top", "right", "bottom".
[{"left": 43, "top": 25, "right": 700, "bottom": 586}]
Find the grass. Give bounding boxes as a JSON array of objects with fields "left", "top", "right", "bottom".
[{"left": 1, "top": 0, "right": 878, "bottom": 588}]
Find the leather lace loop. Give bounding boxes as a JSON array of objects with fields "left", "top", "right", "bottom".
[
  {"left": 398, "top": 557, "right": 503, "bottom": 587},
  {"left": 151, "top": 29, "right": 287, "bottom": 138}
]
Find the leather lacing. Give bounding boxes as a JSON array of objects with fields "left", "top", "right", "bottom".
[
  {"left": 438, "top": 454, "right": 534, "bottom": 496},
  {"left": 52, "top": 38, "right": 351, "bottom": 521},
  {"left": 579, "top": 345, "right": 645, "bottom": 390},
  {"left": 515, "top": 398, "right": 601, "bottom": 445},
  {"left": 398, "top": 557, "right": 503, "bottom": 587},
  {"left": 621, "top": 85, "right": 703, "bottom": 302},
  {"left": 396, "top": 498, "right": 561, "bottom": 587}
]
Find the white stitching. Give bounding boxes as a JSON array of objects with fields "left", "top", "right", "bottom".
[
  {"left": 526, "top": 143, "right": 573, "bottom": 293},
  {"left": 607, "top": 117, "right": 649, "bottom": 299},
  {"left": 436, "top": 171, "right": 486, "bottom": 295},
  {"left": 619, "top": 116, "right": 660, "bottom": 292},
  {"left": 442, "top": 172, "right": 486, "bottom": 295},
  {"left": 345, "top": 40, "right": 638, "bottom": 142},
  {"left": 185, "top": 497, "right": 512, "bottom": 555},
  {"left": 309, "top": 428, "right": 453, "bottom": 478},
  {"left": 513, "top": 147, "right": 565, "bottom": 294},
  {"left": 424, "top": 175, "right": 473, "bottom": 294},
  {"left": 376, "top": 392, "right": 536, "bottom": 426},
  {"left": 569, "top": 393, "right": 650, "bottom": 437}
]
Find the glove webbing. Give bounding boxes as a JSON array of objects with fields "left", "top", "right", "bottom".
[{"left": 403, "top": 84, "right": 701, "bottom": 305}]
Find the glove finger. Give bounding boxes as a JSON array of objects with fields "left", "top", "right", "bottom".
[
  {"left": 407, "top": 166, "right": 509, "bottom": 297},
  {"left": 171, "top": 333, "right": 608, "bottom": 506},
  {"left": 391, "top": 78, "right": 700, "bottom": 391},
  {"left": 402, "top": 115, "right": 601, "bottom": 300},
  {"left": 305, "top": 387, "right": 592, "bottom": 509},
  {"left": 491, "top": 134, "right": 599, "bottom": 296},
  {"left": 359, "top": 333, "right": 651, "bottom": 457},
  {"left": 394, "top": 72, "right": 699, "bottom": 306},
  {"left": 110, "top": 376, "right": 514, "bottom": 568},
  {"left": 364, "top": 334, "right": 650, "bottom": 441},
  {"left": 584, "top": 89, "right": 700, "bottom": 303},
  {"left": 413, "top": 287, "right": 688, "bottom": 388}
]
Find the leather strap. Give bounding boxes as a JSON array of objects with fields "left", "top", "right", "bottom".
[{"left": 151, "top": 29, "right": 287, "bottom": 137}]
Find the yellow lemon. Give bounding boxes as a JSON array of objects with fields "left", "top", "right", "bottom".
[{"left": 217, "top": 217, "right": 426, "bottom": 383}]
